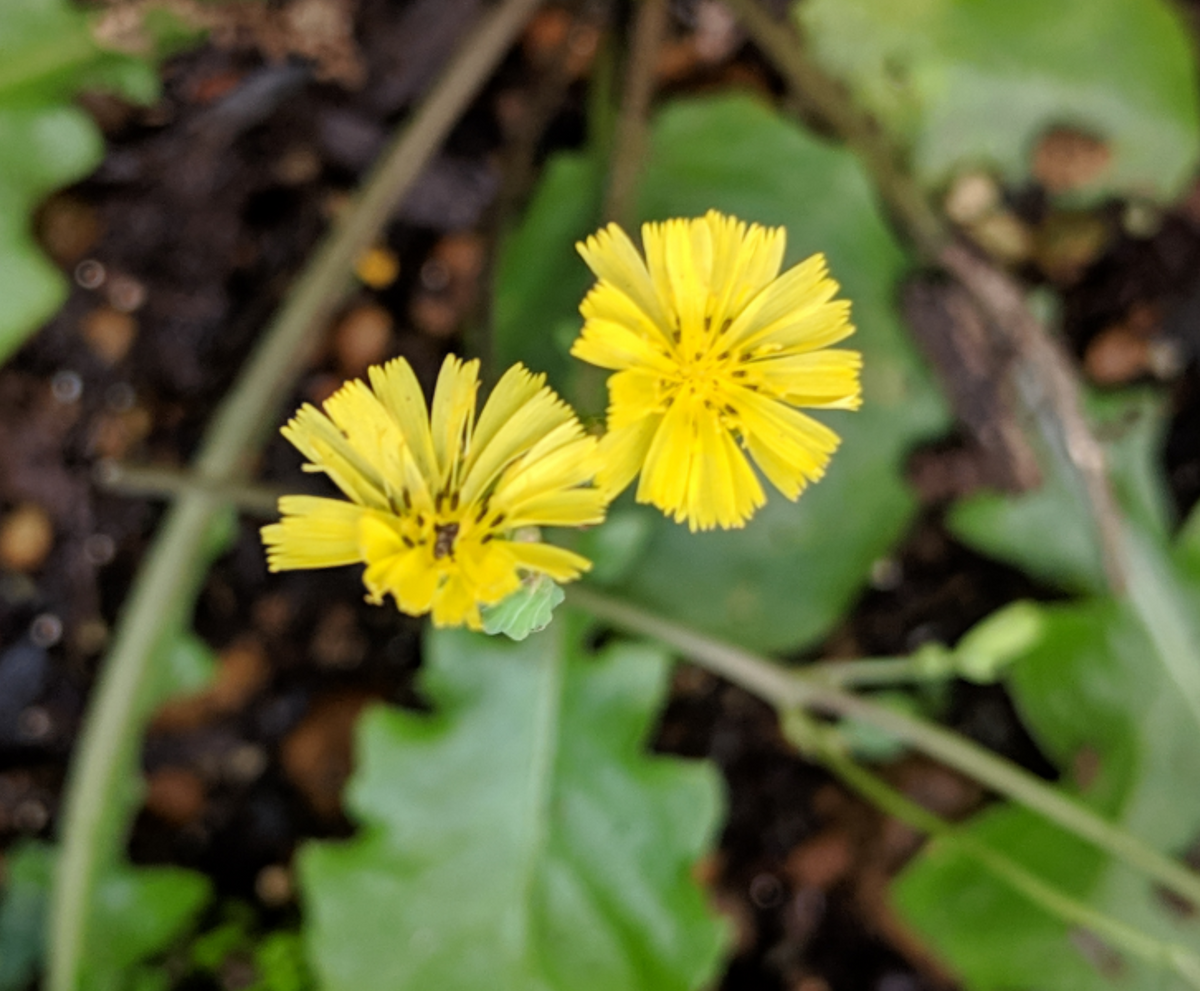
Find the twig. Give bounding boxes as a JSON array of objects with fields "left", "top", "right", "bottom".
[
  {"left": 722, "top": 0, "right": 1127, "bottom": 591},
  {"left": 47, "top": 3, "right": 545, "bottom": 988},
  {"left": 565, "top": 585, "right": 1200, "bottom": 911},
  {"left": 603, "top": 0, "right": 671, "bottom": 227}
]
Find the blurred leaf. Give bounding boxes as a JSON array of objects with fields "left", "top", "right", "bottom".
[
  {"left": 480, "top": 573, "right": 565, "bottom": 641},
  {"left": 495, "top": 153, "right": 605, "bottom": 399},
  {"left": 0, "top": 842, "right": 209, "bottom": 991},
  {"left": 495, "top": 93, "right": 947, "bottom": 653},
  {"left": 249, "top": 932, "right": 313, "bottom": 991},
  {"left": 87, "top": 866, "right": 210, "bottom": 991},
  {"left": 799, "top": 0, "right": 1200, "bottom": 201},
  {"left": 0, "top": 841, "right": 52, "bottom": 991},
  {"left": 155, "top": 630, "right": 218, "bottom": 698},
  {"left": 0, "top": 0, "right": 161, "bottom": 363},
  {"left": 948, "top": 391, "right": 1169, "bottom": 595},
  {"left": 300, "top": 621, "right": 726, "bottom": 991},
  {"left": 896, "top": 395, "right": 1200, "bottom": 990}
]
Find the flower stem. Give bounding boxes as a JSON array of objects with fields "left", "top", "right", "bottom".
[
  {"left": 786, "top": 713, "right": 1200, "bottom": 989},
  {"left": 565, "top": 585, "right": 1200, "bottom": 910},
  {"left": 46, "top": 4, "right": 545, "bottom": 989}
]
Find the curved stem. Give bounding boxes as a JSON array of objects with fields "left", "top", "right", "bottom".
[
  {"left": 565, "top": 585, "right": 1200, "bottom": 911},
  {"left": 791, "top": 715, "right": 1200, "bottom": 989},
  {"left": 46, "top": 4, "right": 544, "bottom": 988}
]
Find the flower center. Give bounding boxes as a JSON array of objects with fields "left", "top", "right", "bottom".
[{"left": 433, "top": 521, "right": 460, "bottom": 559}]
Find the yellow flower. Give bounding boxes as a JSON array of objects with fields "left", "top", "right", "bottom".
[
  {"left": 261, "top": 355, "right": 606, "bottom": 630},
  {"left": 571, "top": 210, "right": 862, "bottom": 531}
]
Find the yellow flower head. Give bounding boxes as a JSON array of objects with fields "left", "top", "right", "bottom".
[
  {"left": 571, "top": 210, "right": 862, "bottom": 532},
  {"left": 261, "top": 355, "right": 606, "bottom": 630}
]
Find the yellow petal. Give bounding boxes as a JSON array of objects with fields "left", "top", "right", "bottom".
[
  {"left": 746, "top": 299, "right": 855, "bottom": 355},
  {"left": 580, "top": 282, "right": 673, "bottom": 350},
  {"left": 504, "top": 489, "right": 608, "bottom": 529},
  {"left": 595, "top": 416, "right": 660, "bottom": 499},
  {"left": 685, "top": 412, "right": 764, "bottom": 531},
  {"left": 737, "top": 388, "right": 841, "bottom": 497},
  {"left": 429, "top": 354, "right": 480, "bottom": 489},
  {"left": 497, "top": 432, "right": 597, "bottom": 507},
  {"left": 577, "top": 223, "right": 671, "bottom": 331},
  {"left": 705, "top": 214, "right": 785, "bottom": 332},
  {"left": 637, "top": 397, "right": 695, "bottom": 520},
  {"left": 570, "top": 319, "right": 676, "bottom": 373},
  {"left": 607, "top": 368, "right": 669, "bottom": 429},
  {"left": 431, "top": 573, "right": 482, "bottom": 629},
  {"left": 457, "top": 541, "right": 522, "bottom": 603},
  {"left": 724, "top": 253, "right": 833, "bottom": 349},
  {"left": 506, "top": 540, "right": 593, "bottom": 581},
  {"left": 368, "top": 358, "right": 440, "bottom": 485},
  {"left": 748, "top": 349, "right": 863, "bottom": 407},
  {"left": 281, "top": 405, "right": 390, "bottom": 510},
  {"left": 261, "top": 496, "right": 365, "bottom": 571},
  {"left": 460, "top": 369, "right": 575, "bottom": 505}
]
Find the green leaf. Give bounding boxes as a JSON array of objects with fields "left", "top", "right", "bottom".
[
  {"left": 798, "top": 0, "right": 1200, "bottom": 202},
  {"left": 896, "top": 394, "right": 1200, "bottom": 990},
  {"left": 495, "top": 93, "right": 947, "bottom": 653},
  {"left": 480, "top": 573, "right": 565, "bottom": 641},
  {"left": 0, "top": 842, "right": 209, "bottom": 991},
  {"left": 86, "top": 866, "right": 210, "bottom": 991},
  {"left": 300, "top": 620, "right": 727, "bottom": 991},
  {"left": 0, "top": 0, "right": 161, "bottom": 363}
]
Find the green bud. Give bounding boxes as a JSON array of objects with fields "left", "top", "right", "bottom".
[{"left": 953, "top": 601, "right": 1045, "bottom": 683}]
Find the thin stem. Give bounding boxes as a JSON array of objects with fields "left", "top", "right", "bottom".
[
  {"left": 804, "top": 651, "right": 954, "bottom": 688},
  {"left": 47, "top": 4, "right": 544, "bottom": 989},
  {"left": 565, "top": 585, "right": 1200, "bottom": 910},
  {"left": 791, "top": 716, "right": 1200, "bottom": 989},
  {"left": 603, "top": 0, "right": 670, "bottom": 227},
  {"left": 94, "top": 461, "right": 284, "bottom": 517}
]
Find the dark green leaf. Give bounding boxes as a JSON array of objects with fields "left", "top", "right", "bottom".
[{"left": 300, "top": 621, "right": 727, "bottom": 991}]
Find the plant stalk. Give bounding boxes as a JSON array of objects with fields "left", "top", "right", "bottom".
[
  {"left": 790, "top": 715, "right": 1200, "bottom": 989},
  {"left": 565, "top": 585, "right": 1200, "bottom": 911},
  {"left": 46, "top": 3, "right": 544, "bottom": 987}
]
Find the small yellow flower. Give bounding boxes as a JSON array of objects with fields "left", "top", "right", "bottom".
[
  {"left": 571, "top": 210, "right": 862, "bottom": 531},
  {"left": 261, "top": 355, "right": 606, "bottom": 630}
]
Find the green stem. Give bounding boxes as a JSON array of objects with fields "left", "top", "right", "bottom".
[
  {"left": 565, "top": 585, "right": 1200, "bottom": 911},
  {"left": 803, "top": 651, "right": 954, "bottom": 688},
  {"left": 788, "top": 715, "right": 1200, "bottom": 989},
  {"left": 46, "top": 4, "right": 544, "bottom": 988},
  {"left": 94, "top": 461, "right": 284, "bottom": 516}
]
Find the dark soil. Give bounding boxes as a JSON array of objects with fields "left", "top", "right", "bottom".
[{"left": 4, "top": 2, "right": 1200, "bottom": 989}]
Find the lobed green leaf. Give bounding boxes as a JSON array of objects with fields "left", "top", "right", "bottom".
[{"left": 300, "top": 618, "right": 727, "bottom": 991}]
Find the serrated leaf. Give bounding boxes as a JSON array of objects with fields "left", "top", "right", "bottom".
[
  {"left": 798, "top": 0, "right": 1200, "bottom": 202},
  {"left": 897, "top": 394, "right": 1200, "bottom": 990},
  {"left": 495, "top": 93, "right": 947, "bottom": 653},
  {"left": 0, "top": 0, "right": 161, "bottom": 363},
  {"left": 300, "top": 620, "right": 727, "bottom": 991}
]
